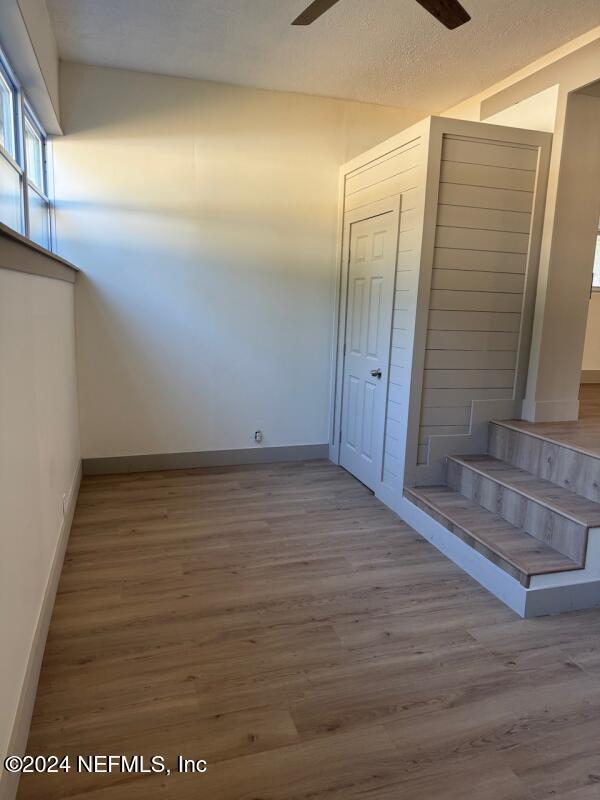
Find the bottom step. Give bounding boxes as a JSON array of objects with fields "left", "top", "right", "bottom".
[{"left": 404, "top": 487, "right": 582, "bottom": 587}]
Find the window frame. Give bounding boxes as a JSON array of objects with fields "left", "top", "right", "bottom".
[
  {"left": 0, "top": 54, "right": 18, "bottom": 160},
  {"left": 0, "top": 44, "right": 53, "bottom": 250},
  {"left": 593, "top": 224, "right": 600, "bottom": 293}
]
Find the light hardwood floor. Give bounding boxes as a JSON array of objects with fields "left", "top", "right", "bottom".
[
  {"left": 18, "top": 459, "right": 600, "bottom": 799},
  {"left": 504, "top": 384, "right": 600, "bottom": 459}
]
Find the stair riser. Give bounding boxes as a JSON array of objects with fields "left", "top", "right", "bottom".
[
  {"left": 446, "top": 460, "right": 587, "bottom": 564},
  {"left": 489, "top": 424, "right": 600, "bottom": 503}
]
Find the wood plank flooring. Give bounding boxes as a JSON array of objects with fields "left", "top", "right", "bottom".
[
  {"left": 18, "top": 460, "right": 600, "bottom": 799},
  {"left": 503, "top": 384, "right": 600, "bottom": 459}
]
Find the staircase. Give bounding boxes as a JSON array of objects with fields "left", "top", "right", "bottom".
[{"left": 403, "top": 420, "right": 600, "bottom": 616}]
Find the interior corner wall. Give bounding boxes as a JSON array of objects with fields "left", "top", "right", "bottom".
[{"left": 52, "top": 61, "right": 424, "bottom": 460}]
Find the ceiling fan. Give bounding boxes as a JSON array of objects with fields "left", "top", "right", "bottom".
[{"left": 292, "top": 0, "right": 471, "bottom": 29}]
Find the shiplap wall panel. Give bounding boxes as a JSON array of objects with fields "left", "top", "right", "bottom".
[
  {"left": 433, "top": 247, "right": 527, "bottom": 273},
  {"left": 440, "top": 161, "right": 536, "bottom": 192},
  {"left": 436, "top": 205, "right": 532, "bottom": 234},
  {"left": 435, "top": 226, "right": 530, "bottom": 254},
  {"left": 419, "top": 425, "right": 469, "bottom": 444},
  {"left": 344, "top": 133, "right": 426, "bottom": 486},
  {"left": 422, "top": 387, "right": 514, "bottom": 406},
  {"left": 345, "top": 169, "right": 422, "bottom": 213},
  {"left": 418, "top": 133, "right": 538, "bottom": 465},
  {"left": 423, "top": 370, "right": 515, "bottom": 389},
  {"left": 425, "top": 350, "right": 517, "bottom": 370},
  {"left": 345, "top": 143, "right": 424, "bottom": 213},
  {"left": 426, "top": 330, "right": 519, "bottom": 351},
  {"left": 442, "top": 137, "right": 538, "bottom": 171},
  {"left": 430, "top": 269, "right": 525, "bottom": 293},
  {"left": 437, "top": 183, "right": 534, "bottom": 213},
  {"left": 345, "top": 141, "right": 421, "bottom": 194},
  {"left": 430, "top": 289, "right": 523, "bottom": 313},
  {"left": 428, "top": 310, "right": 521, "bottom": 332},
  {"left": 421, "top": 406, "right": 471, "bottom": 426}
]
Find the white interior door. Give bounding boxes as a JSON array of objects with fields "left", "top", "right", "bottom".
[{"left": 340, "top": 211, "right": 397, "bottom": 490}]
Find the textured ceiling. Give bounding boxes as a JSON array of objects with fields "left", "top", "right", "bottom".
[{"left": 46, "top": 0, "right": 600, "bottom": 110}]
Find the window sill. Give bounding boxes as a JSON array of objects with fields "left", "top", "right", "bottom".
[{"left": 0, "top": 221, "right": 79, "bottom": 283}]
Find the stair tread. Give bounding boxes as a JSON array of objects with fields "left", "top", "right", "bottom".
[
  {"left": 448, "top": 453, "right": 600, "bottom": 528},
  {"left": 491, "top": 419, "right": 600, "bottom": 462},
  {"left": 405, "top": 486, "right": 581, "bottom": 585}
]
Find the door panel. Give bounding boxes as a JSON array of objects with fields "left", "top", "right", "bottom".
[{"left": 340, "top": 211, "right": 397, "bottom": 490}]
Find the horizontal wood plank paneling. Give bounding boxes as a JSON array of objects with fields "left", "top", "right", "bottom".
[
  {"left": 386, "top": 400, "right": 403, "bottom": 423},
  {"left": 431, "top": 269, "right": 525, "bottom": 294},
  {"left": 385, "top": 417, "right": 404, "bottom": 440},
  {"left": 421, "top": 406, "right": 471, "bottom": 426},
  {"left": 430, "top": 289, "right": 523, "bottom": 313},
  {"left": 399, "top": 208, "right": 419, "bottom": 233},
  {"left": 426, "top": 330, "right": 519, "bottom": 351},
  {"left": 422, "top": 387, "right": 514, "bottom": 406},
  {"left": 418, "top": 133, "right": 538, "bottom": 464},
  {"left": 345, "top": 169, "right": 423, "bottom": 213},
  {"left": 440, "top": 161, "right": 536, "bottom": 192},
  {"left": 425, "top": 350, "right": 517, "bottom": 370},
  {"left": 435, "top": 226, "right": 530, "bottom": 254},
  {"left": 423, "top": 369, "right": 515, "bottom": 389},
  {"left": 388, "top": 383, "right": 403, "bottom": 403},
  {"left": 437, "top": 183, "right": 534, "bottom": 213},
  {"left": 437, "top": 204, "right": 532, "bottom": 234},
  {"left": 392, "top": 330, "right": 411, "bottom": 349},
  {"left": 433, "top": 247, "right": 527, "bottom": 274},
  {"left": 442, "top": 136, "right": 538, "bottom": 171},
  {"left": 345, "top": 141, "right": 421, "bottom": 194},
  {"left": 419, "top": 425, "right": 469, "bottom": 444},
  {"left": 428, "top": 310, "right": 521, "bottom": 332}
]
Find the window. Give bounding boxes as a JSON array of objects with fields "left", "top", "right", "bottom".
[
  {"left": 0, "top": 66, "right": 16, "bottom": 156},
  {"left": 0, "top": 47, "right": 52, "bottom": 250},
  {"left": 24, "top": 108, "right": 51, "bottom": 249},
  {"left": 0, "top": 56, "right": 22, "bottom": 234}
]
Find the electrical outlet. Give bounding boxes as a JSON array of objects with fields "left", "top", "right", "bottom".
[{"left": 254, "top": 430, "right": 264, "bottom": 444}]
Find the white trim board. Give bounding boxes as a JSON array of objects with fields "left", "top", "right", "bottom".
[
  {"left": 582, "top": 370, "right": 600, "bottom": 384},
  {"left": 521, "top": 397, "right": 580, "bottom": 422},
  {"left": 0, "top": 461, "right": 81, "bottom": 800},
  {"left": 388, "top": 491, "right": 600, "bottom": 619}
]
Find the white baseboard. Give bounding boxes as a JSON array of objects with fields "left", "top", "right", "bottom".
[
  {"left": 0, "top": 461, "right": 82, "bottom": 800},
  {"left": 83, "top": 444, "right": 329, "bottom": 475},
  {"left": 521, "top": 397, "right": 580, "bottom": 422},
  {"left": 377, "top": 490, "right": 600, "bottom": 620},
  {"left": 581, "top": 370, "right": 600, "bottom": 384}
]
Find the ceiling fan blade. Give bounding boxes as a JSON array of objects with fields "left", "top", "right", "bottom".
[
  {"left": 414, "top": 0, "right": 470, "bottom": 29},
  {"left": 292, "top": 0, "right": 343, "bottom": 25}
]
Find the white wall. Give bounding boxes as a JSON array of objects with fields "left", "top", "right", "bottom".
[
  {"left": 53, "top": 62, "right": 423, "bottom": 459},
  {"left": 0, "top": 267, "right": 80, "bottom": 789},
  {"left": 442, "top": 27, "right": 600, "bottom": 121},
  {"left": 484, "top": 85, "right": 560, "bottom": 133},
  {"left": 583, "top": 292, "right": 600, "bottom": 371}
]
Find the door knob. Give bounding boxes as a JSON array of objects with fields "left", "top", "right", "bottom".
[{"left": 370, "top": 368, "right": 382, "bottom": 379}]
